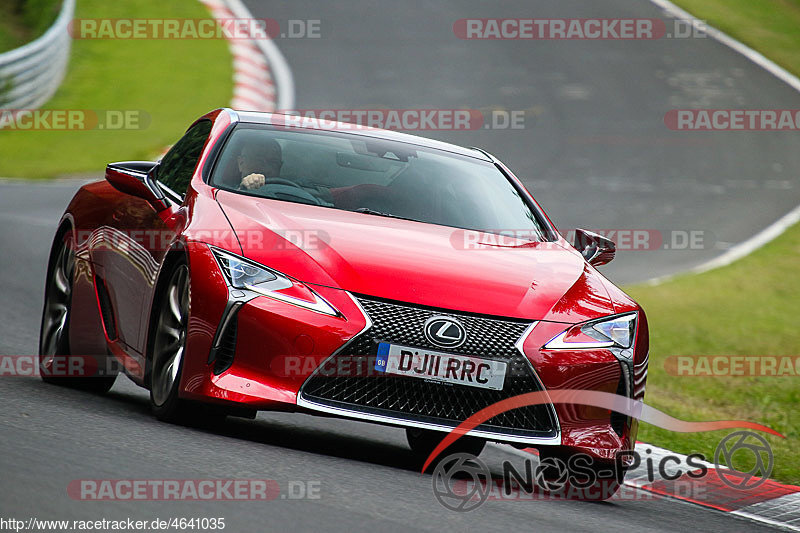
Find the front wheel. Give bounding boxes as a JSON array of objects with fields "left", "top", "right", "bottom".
[
  {"left": 149, "top": 262, "right": 191, "bottom": 421},
  {"left": 407, "top": 428, "right": 486, "bottom": 463},
  {"left": 536, "top": 448, "right": 626, "bottom": 501},
  {"left": 149, "top": 261, "right": 223, "bottom": 426}
]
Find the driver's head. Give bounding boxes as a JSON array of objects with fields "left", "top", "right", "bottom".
[{"left": 237, "top": 139, "right": 282, "bottom": 177}]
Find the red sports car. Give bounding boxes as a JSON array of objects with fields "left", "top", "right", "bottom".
[{"left": 40, "top": 108, "right": 648, "bottom": 495}]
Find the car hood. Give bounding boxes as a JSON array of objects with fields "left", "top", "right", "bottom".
[{"left": 215, "top": 191, "right": 615, "bottom": 321}]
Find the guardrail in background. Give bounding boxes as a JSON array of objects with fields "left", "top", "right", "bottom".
[{"left": 0, "top": 0, "right": 75, "bottom": 110}]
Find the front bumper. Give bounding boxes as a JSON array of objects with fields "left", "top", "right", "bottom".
[{"left": 181, "top": 245, "right": 647, "bottom": 459}]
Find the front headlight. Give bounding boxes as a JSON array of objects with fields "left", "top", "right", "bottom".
[
  {"left": 214, "top": 248, "right": 282, "bottom": 288},
  {"left": 209, "top": 246, "right": 339, "bottom": 316},
  {"left": 543, "top": 313, "right": 637, "bottom": 352}
]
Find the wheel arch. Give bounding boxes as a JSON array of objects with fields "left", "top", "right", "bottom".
[
  {"left": 45, "top": 216, "right": 76, "bottom": 274},
  {"left": 143, "top": 242, "right": 190, "bottom": 389}
]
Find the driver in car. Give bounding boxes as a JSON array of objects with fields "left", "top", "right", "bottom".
[{"left": 238, "top": 139, "right": 283, "bottom": 190}]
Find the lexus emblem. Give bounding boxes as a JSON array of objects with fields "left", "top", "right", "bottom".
[{"left": 424, "top": 316, "right": 467, "bottom": 348}]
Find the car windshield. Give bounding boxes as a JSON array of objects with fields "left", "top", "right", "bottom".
[{"left": 210, "top": 124, "right": 547, "bottom": 239}]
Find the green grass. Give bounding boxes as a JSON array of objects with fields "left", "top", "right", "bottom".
[
  {"left": 0, "top": 0, "right": 61, "bottom": 52},
  {"left": 624, "top": 0, "right": 800, "bottom": 486},
  {"left": 0, "top": 4, "right": 32, "bottom": 52},
  {"left": 0, "top": 0, "right": 233, "bottom": 178},
  {"left": 626, "top": 220, "right": 800, "bottom": 484},
  {"left": 670, "top": 0, "right": 800, "bottom": 78}
]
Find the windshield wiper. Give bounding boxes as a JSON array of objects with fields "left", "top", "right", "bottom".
[{"left": 354, "top": 208, "right": 421, "bottom": 223}]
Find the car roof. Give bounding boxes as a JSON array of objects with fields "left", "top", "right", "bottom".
[{"left": 230, "top": 109, "right": 493, "bottom": 162}]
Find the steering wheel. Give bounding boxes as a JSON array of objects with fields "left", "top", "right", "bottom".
[
  {"left": 255, "top": 177, "right": 326, "bottom": 206},
  {"left": 262, "top": 177, "right": 306, "bottom": 188}
]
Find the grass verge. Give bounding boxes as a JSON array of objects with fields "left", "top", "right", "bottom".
[
  {"left": 0, "top": 0, "right": 232, "bottom": 178},
  {"left": 627, "top": 220, "right": 800, "bottom": 484},
  {"left": 670, "top": 0, "right": 800, "bottom": 78}
]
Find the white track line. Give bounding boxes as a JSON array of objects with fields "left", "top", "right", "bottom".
[
  {"left": 646, "top": 0, "right": 800, "bottom": 285},
  {"left": 222, "top": 0, "right": 295, "bottom": 111},
  {"left": 650, "top": 0, "right": 800, "bottom": 92},
  {"left": 733, "top": 508, "right": 800, "bottom": 533},
  {"left": 647, "top": 204, "right": 800, "bottom": 285}
]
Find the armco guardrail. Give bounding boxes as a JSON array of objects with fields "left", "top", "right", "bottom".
[{"left": 0, "top": 0, "right": 75, "bottom": 110}]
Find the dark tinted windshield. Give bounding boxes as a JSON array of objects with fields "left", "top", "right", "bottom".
[{"left": 211, "top": 124, "right": 546, "bottom": 238}]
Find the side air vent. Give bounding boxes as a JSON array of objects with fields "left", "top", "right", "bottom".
[
  {"left": 610, "top": 361, "right": 632, "bottom": 437},
  {"left": 94, "top": 276, "right": 118, "bottom": 340},
  {"left": 210, "top": 302, "right": 242, "bottom": 375}
]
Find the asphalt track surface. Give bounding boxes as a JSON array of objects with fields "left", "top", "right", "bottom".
[
  {"left": 2, "top": 0, "right": 799, "bottom": 531},
  {"left": 249, "top": 0, "right": 800, "bottom": 284}
]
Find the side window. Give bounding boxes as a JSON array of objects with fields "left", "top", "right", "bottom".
[{"left": 158, "top": 120, "right": 213, "bottom": 199}]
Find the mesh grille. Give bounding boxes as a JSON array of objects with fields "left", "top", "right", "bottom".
[{"left": 300, "top": 296, "right": 557, "bottom": 439}]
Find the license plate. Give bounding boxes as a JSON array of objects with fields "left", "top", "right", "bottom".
[{"left": 374, "top": 342, "right": 507, "bottom": 391}]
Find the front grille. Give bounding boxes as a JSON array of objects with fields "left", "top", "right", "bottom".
[{"left": 299, "top": 296, "right": 558, "bottom": 440}]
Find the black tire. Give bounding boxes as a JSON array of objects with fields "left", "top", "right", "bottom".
[
  {"left": 407, "top": 428, "right": 486, "bottom": 462},
  {"left": 39, "top": 231, "right": 117, "bottom": 393},
  {"left": 536, "top": 448, "right": 626, "bottom": 501},
  {"left": 148, "top": 260, "right": 224, "bottom": 426}
]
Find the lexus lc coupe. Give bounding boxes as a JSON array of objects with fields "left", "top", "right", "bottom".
[{"left": 39, "top": 108, "right": 648, "bottom": 497}]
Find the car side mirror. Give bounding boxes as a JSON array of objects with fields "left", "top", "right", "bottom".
[
  {"left": 105, "top": 162, "right": 169, "bottom": 211},
  {"left": 572, "top": 228, "right": 615, "bottom": 267}
]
